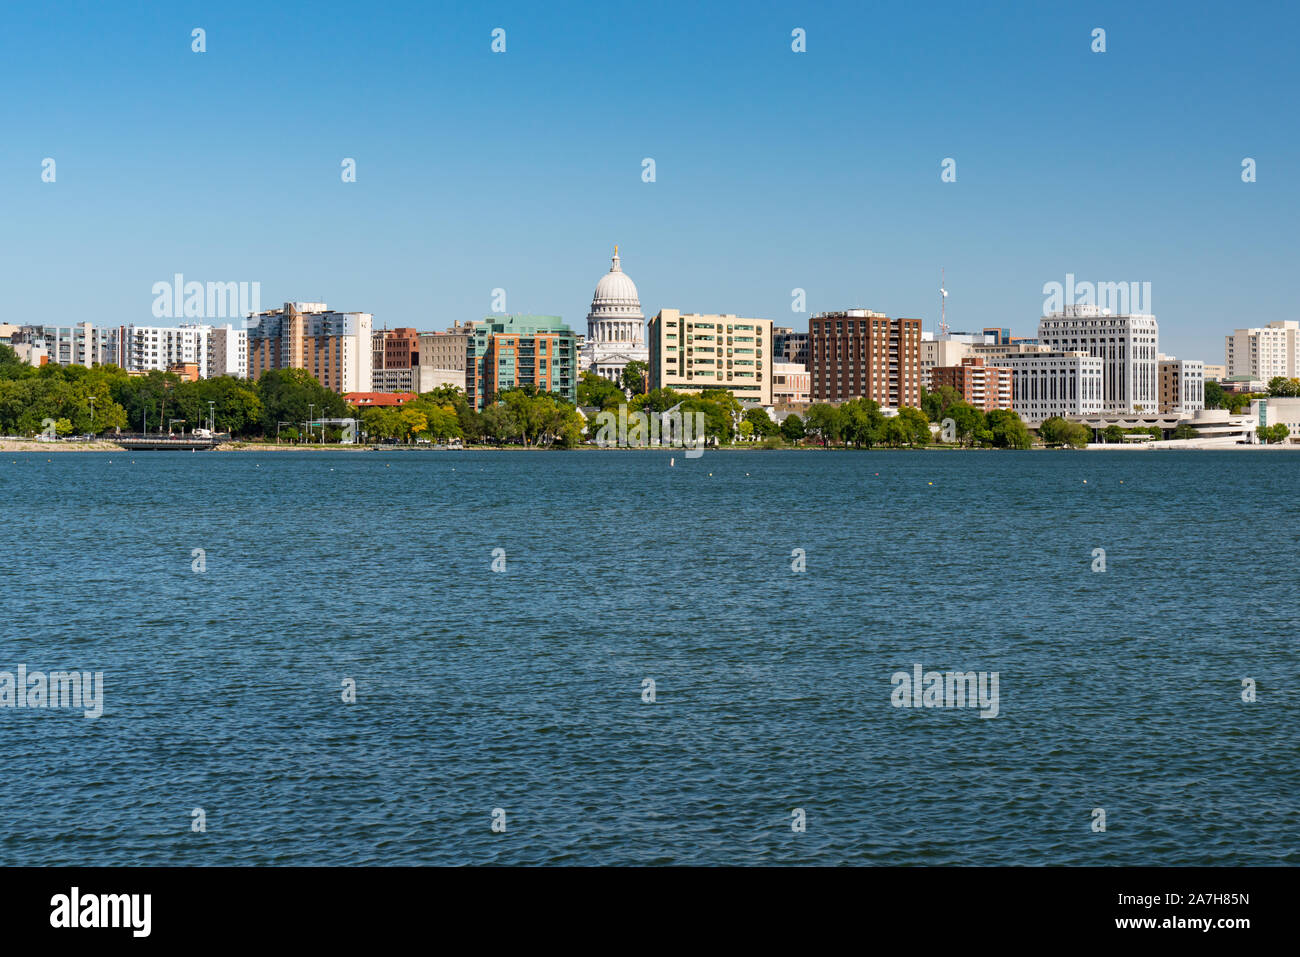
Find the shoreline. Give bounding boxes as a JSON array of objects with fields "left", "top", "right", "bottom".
[{"left": 3, "top": 439, "right": 1293, "bottom": 454}]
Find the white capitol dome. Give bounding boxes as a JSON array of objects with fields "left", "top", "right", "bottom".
[
  {"left": 588, "top": 246, "right": 644, "bottom": 326},
  {"left": 583, "top": 246, "right": 648, "bottom": 384}
]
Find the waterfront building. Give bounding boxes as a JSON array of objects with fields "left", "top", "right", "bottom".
[
  {"left": 1157, "top": 356, "right": 1205, "bottom": 415},
  {"left": 581, "top": 247, "right": 647, "bottom": 384},
  {"left": 987, "top": 351, "right": 1103, "bottom": 426},
  {"left": 1072, "top": 408, "right": 1255, "bottom": 444},
  {"left": 930, "top": 356, "right": 1014, "bottom": 413},
  {"left": 772, "top": 361, "right": 809, "bottom": 404},
  {"left": 648, "top": 309, "right": 774, "bottom": 405},
  {"left": 247, "top": 302, "right": 373, "bottom": 394},
  {"left": 116, "top": 324, "right": 215, "bottom": 378},
  {"left": 1225, "top": 320, "right": 1300, "bottom": 381},
  {"left": 466, "top": 314, "right": 578, "bottom": 409},
  {"left": 1249, "top": 396, "right": 1300, "bottom": 443},
  {"left": 10, "top": 323, "right": 116, "bottom": 368},
  {"left": 807, "top": 309, "right": 923, "bottom": 407},
  {"left": 1037, "top": 305, "right": 1159, "bottom": 413}
]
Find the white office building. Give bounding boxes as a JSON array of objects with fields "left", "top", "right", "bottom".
[
  {"left": 989, "top": 351, "right": 1104, "bottom": 426},
  {"left": 1037, "top": 305, "right": 1159, "bottom": 413}
]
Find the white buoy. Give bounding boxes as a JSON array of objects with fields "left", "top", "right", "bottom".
[{"left": 670, "top": 457, "right": 674, "bottom": 467}]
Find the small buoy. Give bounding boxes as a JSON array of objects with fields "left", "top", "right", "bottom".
[
  {"left": 927, "top": 481, "right": 933, "bottom": 485},
  {"left": 1083, "top": 480, "right": 1087, "bottom": 484},
  {"left": 670, "top": 457, "right": 674, "bottom": 466}
]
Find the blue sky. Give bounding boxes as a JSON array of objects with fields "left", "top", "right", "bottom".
[{"left": 2, "top": 0, "right": 1296, "bottom": 362}]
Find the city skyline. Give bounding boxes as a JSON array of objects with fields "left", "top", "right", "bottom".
[{"left": 3, "top": 1, "right": 1296, "bottom": 363}]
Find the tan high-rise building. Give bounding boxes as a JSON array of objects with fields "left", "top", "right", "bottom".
[
  {"left": 1225, "top": 320, "right": 1300, "bottom": 381},
  {"left": 248, "top": 302, "right": 373, "bottom": 393},
  {"left": 648, "top": 310, "right": 773, "bottom": 405},
  {"left": 808, "top": 309, "right": 923, "bottom": 407}
]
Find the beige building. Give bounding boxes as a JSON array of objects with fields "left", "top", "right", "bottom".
[
  {"left": 920, "top": 338, "right": 974, "bottom": 383},
  {"left": 648, "top": 310, "right": 773, "bottom": 405},
  {"left": 1226, "top": 320, "right": 1300, "bottom": 381},
  {"left": 419, "top": 330, "right": 469, "bottom": 373},
  {"left": 772, "top": 361, "right": 809, "bottom": 404}
]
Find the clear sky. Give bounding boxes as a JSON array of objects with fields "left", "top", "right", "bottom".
[{"left": 3, "top": 0, "right": 1296, "bottom": 363}]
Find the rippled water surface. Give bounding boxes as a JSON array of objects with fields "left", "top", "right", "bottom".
[{"left": 1, "top": 448, "right": 1296, "bottom": 865}]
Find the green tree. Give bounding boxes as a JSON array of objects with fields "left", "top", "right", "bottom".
[
  {"left": 1172, "top": 423, "right": 1197, "bottom": 440},
  {"left": 619, "top": 360, "right": 648, "bottom": 396},
  {"left": 256, "top": 368, "right": 347, "bottom": 437},
  {"left": 922, "top": 384, "right": 962, "bottom": 423},
  {"left": 804, "top": 403, "right": 844, "bottom": 447},
  {"left": 841, "top": 397, "right": 885, "bottom": 448},
  {"left": 895, "top": 406, "right": 932, "bottom": 447},
  {"left": 1040, "top": 416, "right": 1089, "bottom": 448},
  {"left": 986, "top": 408, "right": 1032, "bottom": 449},
  {"left": 779, "top": 413, "right": 805, "bottom": 443},
  {"left": 947, "top": 401, "right": 986, "bottom": 447},
  {"left": 1203, "top": 380, "right": 1227, "bottom": 409},
  {"left": 577, "top": 370, "right": 625, "bottom": 408},
  {"left": 1103, "top": 425, "right": 1124, "bottom": 444},
  {"left": 743, "top": 407, "right": 779, "bottom": 438}
]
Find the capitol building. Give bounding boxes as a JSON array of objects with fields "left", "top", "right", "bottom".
[{"left": 581, "top": 246, "right": 647, "bottom": 384}]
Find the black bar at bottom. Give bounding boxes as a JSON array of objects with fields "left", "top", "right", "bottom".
[{"left": 0, "top": 866, "right": 1279, "bottom": 943}]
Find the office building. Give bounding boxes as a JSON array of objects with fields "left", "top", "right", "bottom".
[
  {"left": 648, "top": 309, "right": 774, "bottom": 405},
  {"left": 988, "top": 351, "right": 1104, "bottom": 426},
  {"left": 1037, "top": 305, "right": 1159, "bottom": 413}
]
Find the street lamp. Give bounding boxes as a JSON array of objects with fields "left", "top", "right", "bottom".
[
  {"left": 307, "top": 403, "right": 315, "bottom": 445},
  {"left": 88, "top": 395, "right": 95, "bottom": 436},
  {"left": 207, "top": 400, "right": 215, "bottom": 433}
]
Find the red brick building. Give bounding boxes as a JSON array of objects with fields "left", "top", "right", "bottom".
[
  {"left": 929, "top": 356, "right": 1014, "bottom": 412},
  {"left": 808, "top": 309, "right": 923, "bottom": 407}
]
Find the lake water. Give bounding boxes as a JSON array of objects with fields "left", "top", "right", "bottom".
[{"left": 1, "top": 449, "right": 1296, "bottom": 865}]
